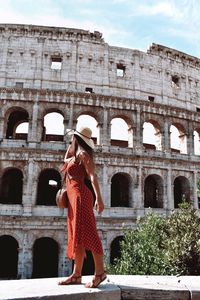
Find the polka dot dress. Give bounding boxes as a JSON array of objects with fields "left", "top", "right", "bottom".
[{"left": 65, "top": 159, "right": 103, "bottom": 260}]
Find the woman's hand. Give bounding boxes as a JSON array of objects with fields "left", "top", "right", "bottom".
[{"left": 94, "top": 198, "right": 104, "bottom": 214}]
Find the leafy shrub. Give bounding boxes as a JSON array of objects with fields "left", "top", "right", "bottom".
[{"left": 108, "top": 203, "right": 200, "bottom": 275}]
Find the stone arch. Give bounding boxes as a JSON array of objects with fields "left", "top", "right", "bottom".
[
  {"left": 42, "top": 110, "right": 64, "bottom": 142},
  {"left": 32, "top": 237, "right": 59, "bottom": 278},
  {"left": 170, "top": 123, "right": 187, "bottom": 154},
  {"left": 0, "top": 235, "right": 19, "bottom": 279},
  {"left": 5, "top": 107, "right": 29, "bottom": 140},
  {"left": 36, "top": 169, "right": 61, "bottom": 206},
  {"left": 144, "top": 174, "right": 164, "bottom": 208},
  {"left": 110, "top": 235, "right": 124, "bottom": 265},
  {"left": 143, "top": 119, "right": 162, "bottom": 150},
  {"left": 174, "top": 176, "right": 190, "bottom": 208},
  {"left": 111, "top": 172, "right": 132, "bottom": 207},
  {"left": 0, "top": 168, "right": 23, "bottom": 204},
  {"left": 110, "top": 115, "right": 133, "bottom": 148}
]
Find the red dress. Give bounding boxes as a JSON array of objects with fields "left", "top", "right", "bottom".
[{"left": 65, "top": 158, "right": 103, "bottom": 259}]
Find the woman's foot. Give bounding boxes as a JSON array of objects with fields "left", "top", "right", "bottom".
[
  {"left": 85, "top": 272, "right": 107, "bottom": 288},
  {"left": 58, "top": 274, "right": 82, "bottom": 285}
]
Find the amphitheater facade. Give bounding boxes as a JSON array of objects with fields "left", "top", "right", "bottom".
[{"left": 0, "top": 24, "right": 200, "bottom": 279}]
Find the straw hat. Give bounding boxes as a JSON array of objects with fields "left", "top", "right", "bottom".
[{"left": 67, "top": 126, "right": 95, "bottom": 149}]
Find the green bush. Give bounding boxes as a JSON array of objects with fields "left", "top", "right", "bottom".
[
  {"left": 108, "top": 203, "right": 200, "bottom": 275},
  {"left": 163, "top": 202, "right": 200, "bottom": 275}
]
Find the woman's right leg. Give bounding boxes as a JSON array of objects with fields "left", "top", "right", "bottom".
[
  {"left": 58, "top": 244, "right": 85, "bottom": 285},
  {"left": 72, "top": 244, "right": 85, "bottom": 276}
]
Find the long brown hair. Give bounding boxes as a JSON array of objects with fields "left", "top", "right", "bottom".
[{"left": 70, "top": 134, "right": 94, "bottom": 158}]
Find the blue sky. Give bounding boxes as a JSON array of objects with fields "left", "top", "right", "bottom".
[{"left": 1, "top": 0, "right": 200, "bottom": 58}]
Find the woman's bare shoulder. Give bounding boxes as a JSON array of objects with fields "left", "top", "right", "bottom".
[{"left": 78, "top": 150, "right": 90, "bottom": 160}]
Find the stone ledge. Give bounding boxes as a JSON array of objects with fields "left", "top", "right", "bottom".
[{"left": 0, "top": 275, "right": 200, "bottom": 300}]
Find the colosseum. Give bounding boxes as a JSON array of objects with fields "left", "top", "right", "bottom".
[{"left": 0, "top": 23, "right": 200, "bottom": 280}]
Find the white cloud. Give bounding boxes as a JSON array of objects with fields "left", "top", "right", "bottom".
[{"left": 130, "top": 1, "right": 182, "bottom": 19}]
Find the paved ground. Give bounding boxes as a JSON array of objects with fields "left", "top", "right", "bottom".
[{"left": 0, "top": 275, "right": 200, "bottom": 300}]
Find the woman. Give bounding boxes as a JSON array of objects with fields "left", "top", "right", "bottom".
[{"left": 58, "top": 126, "right": 107, "bottom": 288}]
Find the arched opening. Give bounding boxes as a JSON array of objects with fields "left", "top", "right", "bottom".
[
  {"left": 32, "top": 237, "right": 59, "bottom": 278},
  {"left": 111, "top": 173, "right": 131, "bottom": 207},
  {"left": 143, "top": 120, "right": 162, "bottom": 150},
  {"left": 0, "top": 168, "right": 23, "bottom": 204},
  {"left": 42, "top": 112, "right": 64, "bottom": 142},
  {"left": 15, "top": 122, "right": 29, "bottom": 140},
  {"left": 111, "top": 118, "right": 129, "bottom": 147},
  {"left": 110, "top": 236, "right": 124, "bottom": 265},
  {"left": 194, "top": 129, "right": 200, "bottom": 155},
  {"left": 6, "top": 109, "right": 29, "bottom": 140},
  {"left": 76, "top": 114, "right": 98, "bottom": 145},
  {"left": 174, "top": 176, "right": 190, "bottom": 208},
  {"left": 0, "top": 235, "right": 18, "bottom": 279},
  {"left": 36, "top": 169, "right": 61, "bottom": 206},
  {"left": 144, "top": 174, "right": 163, "bottom": 208},
  {"left": 170, "top": 124, "right": 187, "bottom": 154}
]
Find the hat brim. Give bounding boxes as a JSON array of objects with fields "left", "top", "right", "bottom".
[{"left": 66, "top": 129, "right": 95, "bottom": 149}]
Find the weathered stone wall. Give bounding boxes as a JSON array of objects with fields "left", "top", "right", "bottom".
[{"left": 0, "top": 24, "right": 200, "bottom": 279}]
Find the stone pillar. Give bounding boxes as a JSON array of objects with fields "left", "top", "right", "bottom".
[
  {"left": 193, "top": 171, "right": 199, "bottom": 209},
  {"left": 23, "top": 158, "right": 37, "bottom": 215},
  {"left": 135, "top": 164, "right": 143, "bottom": 208},
  {"left": 28, "top": 101, "right": 39, "bottom": 143},
  {"left": 0, "top": 40, "right": 8, "bottom": 86},
  {"left": 167, "top": 167, "right": 174, "bottom": 210},
  {"left": 96, "top": 122, "right": 103, "bottom": 145},
  {"left": 135, "top": 107, "right": 142, "bottom": 149},
  {"left": 187, "top": 126, "right": 195, "bottom": 155},
  {"left": 18, "top": 233, "right": 32, "bottom": 279},
  {"left": 102, "top": 162, "right": 110, "bottom": 207},
  {"left": 58, "top": 244, "right": 71, "bottom": 277},
  {"left": 163, "top": 121, "right": 170, "bottom": 152},
  {"left": 0, "top": 116, "right": 4, "bottom": 140},
  {"left": 101, "top": 109, "right": 110, "bottom": 146},
  {"left": 128, "top": 125, "right": 134, "bottom": 148},
  {"left": 63, "top": 119, "right": 68, "bottom": 143}
]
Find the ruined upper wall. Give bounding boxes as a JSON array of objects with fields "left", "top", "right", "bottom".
[
  {"left": 0, "top": 24, "right": 200, "bottom": 111},
  {"left": 149, "top": 43, "right": 200, "bottom": 67},
  {"left": 0, "top": 23, "right": 104, "bottom": 43}
]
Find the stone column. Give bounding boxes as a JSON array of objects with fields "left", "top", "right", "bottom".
[
  {"left": 163, "top": 120, "right": 170, "bottom": 152},
  {"left": 193, "top": 171, "right": 199, "bottom": 209},
  {"left": 101, "top": 109, "right": 110, "bottom": 146},
  {"left": 58, "top": 244, "right": 71, "bottom": 277},
  {"left": 28, "top": 101, "right": 39, "bottom": 143},
  {"left": 63, "top": 119, "right": 68, "bottom": 143},
  {"left": 102, "top": 162, "right": 110, "bottom": 207},
  {"left": 135, "top": 164, "right": 143, "bottom": 209},
  {"left": 23, "top": 158, "right": 37, "bottom": 215},
  {"left": 187, "top": 126, "right": 195, "bottom": 155},
  {"left": 0, "top": 116, "right": 4, "bottom": 140},
  {"left": 128, "top": 125, "right": 134, "bottom": 148},
  {"left": 18, "top": 233, "right": 32, "bottom": 279},
  {"left": 96, "top": 122, "right": 103, "bottom": 145},
  {"left": 167, "top": 167, "right": 174, "bottom": 210},
  {"left": 135, "top": 107, "right": 142, "bottom": 149}
]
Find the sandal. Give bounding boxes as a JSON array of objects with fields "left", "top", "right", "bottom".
[
  {"left": 58, "top": 274, "right": 82, "bottom": 285},
  {"left": 85, "top": 272, "right": 107, "bottom": 288}
]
